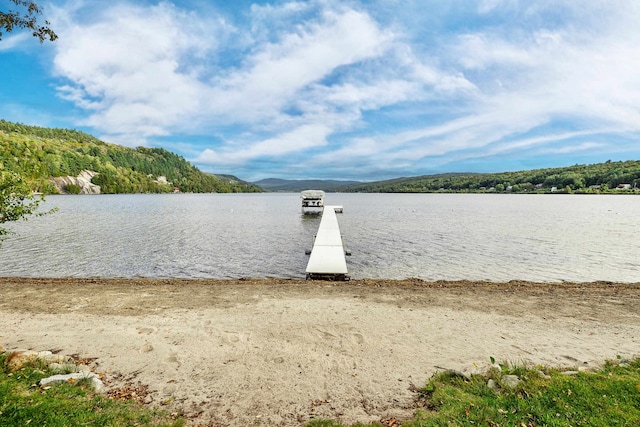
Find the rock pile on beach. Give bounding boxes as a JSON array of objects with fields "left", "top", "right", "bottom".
[{"left": 3, "top": 349, "right": 104, "bottom": 391}]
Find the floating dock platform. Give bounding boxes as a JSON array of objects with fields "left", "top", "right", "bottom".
[{"left": 305, "top": 205, "right": 349, "bottom": 280}]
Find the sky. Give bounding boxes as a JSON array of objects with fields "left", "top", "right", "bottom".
[{"left": 1, "top": 0, "right": 640, "bottom": 182}]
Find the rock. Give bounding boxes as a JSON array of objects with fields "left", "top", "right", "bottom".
[
  {"left": 39, "top": 372, "right": 104, "bottom": 392},
  {"left": 502, "top": 375, "right": 522, "bottom": 388},
  {"left": 560, "top": 371, "right": 580, "bottom": 376},
  {"left": 140, "top": 343, "right": 154, "bottom": 353},
  {"left": 163, "top": 383, "right": 177, "bottom": 395},
  {"left": 41, "top": 354, "right": 72, "bottom": 364},
  {"left": 51, "top": 170, "right": 101, "bottom": 194},
  {"left": 48, "top": 362, "right": 78, "bottom": 374},
  {"left": 536, "top": 369, "right": 551, "bottom": 379},
  {"left": 77, "top": 364, "right": 92, "bottom": 374},
  {"left": 5, "top": 350, "right": 40, "bottom": 371},
  {"left": 487, "top": 379, "right": 497, "bottom": 389}
]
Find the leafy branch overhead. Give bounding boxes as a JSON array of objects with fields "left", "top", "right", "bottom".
[
  {"left": 0, "top": 171, "right": 56, "bottom": 241},
  {"left": 0, "top": 0, "right": 57, "bottom": 42}
]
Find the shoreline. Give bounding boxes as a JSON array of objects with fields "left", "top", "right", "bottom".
[{"left": 2, "top": 277, "right": 639, "bottom": 426}]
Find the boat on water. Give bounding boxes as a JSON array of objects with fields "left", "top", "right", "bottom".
[{"left": 300, "top": 190, "right": 325, "bottom": 214}]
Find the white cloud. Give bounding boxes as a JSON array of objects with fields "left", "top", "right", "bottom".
[
  {"left": 0, "top": 33, "right": 29, "bottom": 51},
  {"left": 52, "top": 2, "right": 220, "bottom": 140},
  {"left": 51, "top": 2, "right": 397, "bottom": 145},
  {"left": 538, "top": 142, "right": 605, "bottom": 155},
  {"left": 195, "top": 123, "right": 332, "bottom": 166},
  {"left": 207, "top": 8, "right": 393, "bottom": 121},
  {"left": 38, "top": 0, "right": 640, "bottom": 179},
  {"left": 417, "top": 0, "right": 640, "bottom": 166}
]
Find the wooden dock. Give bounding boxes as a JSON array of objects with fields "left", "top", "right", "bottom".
[{"left": 305, "top": 206, "right": 349, "bottom": 280}]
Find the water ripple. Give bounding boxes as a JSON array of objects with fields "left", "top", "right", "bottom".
[{"left": 0, "top": 193, "right": 638, "bottom": 282}]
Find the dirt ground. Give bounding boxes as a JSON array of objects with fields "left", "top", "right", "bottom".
[{"left": 1, "top": 277, "right": 639, "bottom": 426}]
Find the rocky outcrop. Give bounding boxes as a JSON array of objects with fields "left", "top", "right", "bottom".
[
  {"left": 51, "top": 170, "right": 101, "bottom": 194},
  {"left": 154, "top": 175, "right": 169, "bottom": 185}
]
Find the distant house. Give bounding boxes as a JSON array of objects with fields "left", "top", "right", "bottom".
[
  {"left": 617, "top": 184, "right": 632, "bottom": 190},
  {"left": 589, "top": 185, "right": 601, "bottom": 190},
  {"left": 506, "top": 185, "right": 513, "bottom": 192},
  {"left": 535, "top": 184, "right": 544, "bottom": 189},
  {"left": 551, "top": 186, "right": 558, "bottom": 192}
]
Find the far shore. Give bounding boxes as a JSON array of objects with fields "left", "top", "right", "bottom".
[{"left": 1, "top": 277, "right": 639, "bottom": 426}]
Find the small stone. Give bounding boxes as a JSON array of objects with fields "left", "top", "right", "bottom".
[
  {"left": 487, "top": 379, "right": 497, "bottom": 389},
  {"left": 48, "top": 363, "right": 78, "bottom": 374},
  {"left": 560, "top": 371, "right": 580, "bottom": 376},
  {"left": 41, "top": 354, "right": 72, "bottom": 364},
  {"left": 163, "top": 383, "right": 177, "bottom": 395},
  {"left": 77, "top": 364, "right": 92, "bottom": 374},
  {"left": 536, "top": 370, "right": 551, "bottom": 379},
  {"left": 140, "top": 343, "right": 154, "bottom": 353},
  {"left": 273, "top": 357, "right": 285, "bottom": 364},
  {"left": 502, "top": 375, "right": 521, "bottom": 388}
]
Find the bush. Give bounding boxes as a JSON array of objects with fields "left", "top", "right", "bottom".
[{"left": 66, "top": 183, "right": 81, "bottom": 194}]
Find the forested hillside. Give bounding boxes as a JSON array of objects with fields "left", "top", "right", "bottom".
[
  {"left": 0, "top": 120, "right": 260, "bottom": 194},
  {"left": 340, "top": 162, "right": 640, "bottom": 193}
]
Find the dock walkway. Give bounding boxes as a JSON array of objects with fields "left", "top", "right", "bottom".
[{"left": 305, "top": 206, "right": 348, "bottom": 280}]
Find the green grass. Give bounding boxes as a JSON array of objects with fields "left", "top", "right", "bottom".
[
  {"left": 0, "top": 353, "right": 184, "bottom": 427},
  {"left": 4, "top": 353, "right": 639, "bottom": 427},
  {"left": 308, "top": 358, "right": 640, "bottom": 427}
]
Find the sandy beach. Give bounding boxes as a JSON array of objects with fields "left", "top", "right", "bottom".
[{"left": 1, "top": 277, "right": 639, "bottom": 426}]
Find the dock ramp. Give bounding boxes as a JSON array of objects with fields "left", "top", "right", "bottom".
[{"left": 305, "top": 205, "right": 349, "bottom": 280}]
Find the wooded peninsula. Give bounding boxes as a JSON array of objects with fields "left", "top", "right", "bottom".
[
  {"left": 339, "top": 161, "right": 640, "bottom": 194},
  {"left": 0, "top": 120, "right": 260, "bottom": 194}
]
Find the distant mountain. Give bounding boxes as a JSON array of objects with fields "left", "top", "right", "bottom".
[
  {"left": 254, "top": 178, "right": 361, "bottom": 192},
  {"left": 214, "top": 174, "right": 256, "bottom": 187}
]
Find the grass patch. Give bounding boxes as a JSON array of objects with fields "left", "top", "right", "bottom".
[
  {"left": 308, "top": 358, "right": 640, "bottom": 426},
  {"left": 0, "top": 353, "right": 184, "bottom": 427}
]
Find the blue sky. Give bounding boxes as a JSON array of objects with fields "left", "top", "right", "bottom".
[{"left": 1, "top": 0, "right": 639, "bottom": 181}]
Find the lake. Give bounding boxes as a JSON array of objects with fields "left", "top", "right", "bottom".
[{"left": 1, "top": 193, "right": 638, "bottom": 282}]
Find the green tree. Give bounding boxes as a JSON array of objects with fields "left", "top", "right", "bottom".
[
  {"left": 0, "top": 1, "right": 57, "bottom": 42},
  {"left": 0, "top": 171, "right": 54, "bottom": 244}
]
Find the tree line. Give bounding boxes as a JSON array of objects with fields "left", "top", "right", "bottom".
[
  {"left": 339, "top": 161, "right": 640, "bottom": 194},
  {"left": 0, "top": 120, "right": 261, "bottom": 194}
]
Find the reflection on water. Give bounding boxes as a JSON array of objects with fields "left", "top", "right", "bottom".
[{"left": 1, "top": 193, "right": 638, "bottom": 282}]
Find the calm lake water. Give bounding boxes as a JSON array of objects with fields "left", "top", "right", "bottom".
[{"left": 1, "top": 193, "right": 638, "bottom": 282}]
